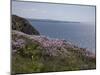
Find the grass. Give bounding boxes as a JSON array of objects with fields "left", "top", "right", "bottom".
[
  {"left": 12, "top": 44, "right": 96, "bottom": 74},
  {"left": 12, "top": 41, "right": 44, "bottom": 74},
  {"left": 12, "top": 32, "right": 96, "bottom": 74}
]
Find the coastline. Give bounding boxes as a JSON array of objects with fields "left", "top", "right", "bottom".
[{"left": 12, "top": 15, "right": 96, "bottom": 74}]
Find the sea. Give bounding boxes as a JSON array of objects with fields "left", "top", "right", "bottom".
[{"left": 28, "top": 19, "right": 96, "bottom": 53}]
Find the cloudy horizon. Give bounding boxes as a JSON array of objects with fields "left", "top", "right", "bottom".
[{"left": 12, "top": 1, "right": 96, "bottom": 23}]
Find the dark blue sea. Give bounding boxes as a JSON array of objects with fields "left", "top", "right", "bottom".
[{"left": 29, "top": 19, "right": 95, "bottom": 53}]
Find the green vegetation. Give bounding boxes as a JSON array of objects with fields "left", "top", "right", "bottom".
[
  {"left": 12, "top": 33, "right": 44, "bottom": 74},
  {"left": 12, "top": 36, "right": 96, "bottom": 74}
]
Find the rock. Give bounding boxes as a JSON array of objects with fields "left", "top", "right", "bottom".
[{"left": 12, "top": 15, "right": 40, "bottom": 35}]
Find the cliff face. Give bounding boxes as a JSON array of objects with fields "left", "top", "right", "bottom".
[
  {"left": 12, "top": 15, "right": 40, "bottom": 35},
  {"left": 12, "top": 15, "right": 96, "bottom": 74}
]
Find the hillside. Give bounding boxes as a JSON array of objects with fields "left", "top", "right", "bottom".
[
  {"left": 12, "top": 30, "right": 96, "bottom": 74},
  {"left": 11, "top": 15, "right": 96, "bottom": 74}
]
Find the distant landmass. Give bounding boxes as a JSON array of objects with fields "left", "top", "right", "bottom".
[{"left": 28, "top": 18, "right": 80, "bottom": 23}]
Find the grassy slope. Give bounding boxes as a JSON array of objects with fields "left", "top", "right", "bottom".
[{"left": 12, "top": 32, "right": 96, "bottom": 74}]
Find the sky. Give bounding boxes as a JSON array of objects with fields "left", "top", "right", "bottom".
[{"left": 12, "top": 1, "right": 96, "bottom": 23}]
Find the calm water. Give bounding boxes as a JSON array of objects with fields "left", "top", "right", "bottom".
[{"left": 29, "top": 20, "right": 95, "bottom": 53}]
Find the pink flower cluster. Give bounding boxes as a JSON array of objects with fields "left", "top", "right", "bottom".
[
  {"left": 31, "top": 35, "right": 65, "bottom": 48},
  {"left": 42, "top": 39, "right": 64, "bottom": 47}
]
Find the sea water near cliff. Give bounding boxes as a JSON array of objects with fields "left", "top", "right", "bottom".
[{"left": 28, "top": 19, "right": 95, "bottom": 53}]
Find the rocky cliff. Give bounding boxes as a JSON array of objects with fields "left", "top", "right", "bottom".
[{"left": 12, "top": 15, "right": 40, "bottom": 35}]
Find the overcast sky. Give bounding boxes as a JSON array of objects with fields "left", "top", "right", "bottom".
[{"left": 12, "top": 1, "right": 95, "bottom": 23}]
